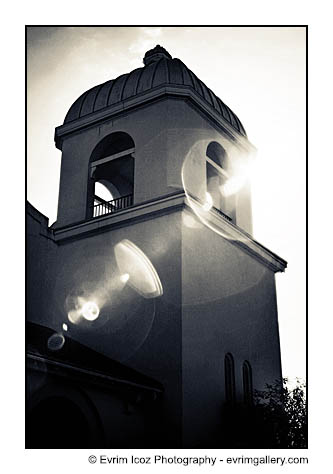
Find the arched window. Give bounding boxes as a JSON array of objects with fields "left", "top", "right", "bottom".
[
  {"left": 87, "top": 132, "right": 135, "bottom": 218},
  {"left": 206, "top": 142, "right": 234, "bottom": 220},
  {"left": 224, "top": 353, "right": 236, "bottom": 404},
  {"left": 242, "top": 360, "right": 253, "bottom": 405}
]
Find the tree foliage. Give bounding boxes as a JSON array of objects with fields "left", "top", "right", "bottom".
[
  {"left": 254, "top": 378, "right": 307, "bottom": 448},
  {"left": 220, "top": 378, "right": 307, "bottom": 448}
]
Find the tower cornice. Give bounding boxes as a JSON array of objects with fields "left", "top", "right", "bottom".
[
  {"left": 55, "top": 85, "right": 254, "bottom": 152},
  {"left": 52, "top": 192, "right": 286, "bottom": 273}
]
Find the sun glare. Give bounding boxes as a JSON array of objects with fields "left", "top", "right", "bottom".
[
  {"left": 80, "top": 301, "right": 100, "bottom": 321},
  {"left": 202, "top": 192, "right": 213, "bottom": 212},
  {"left": 120, "top": 273, "right": 130, "bottom": 283}
]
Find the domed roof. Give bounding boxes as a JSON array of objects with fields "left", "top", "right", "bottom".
[{"left": 64, "top": 45, "right": 246, "bottom": 136}]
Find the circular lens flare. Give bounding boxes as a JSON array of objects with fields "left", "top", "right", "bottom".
[
  {"left": 80, "top": 301, "right": 100, "bottom": 321},
  {"left": 62, "top": 323, "right": 68, "bottom": 331},
  {"left": 181, "top": 139, "right": 255, "bottom": 244},
  {"left": 120, "top": 273, "right": 130, "bottom": 283},
  {"left": 68, "top": 308, "right": 80, "bottom": 324},
  {"left": 114, "top": 240, "right": 163, "bottom": 299},
  {"left": 47, "top": 333, "right": 65, "bottom": 351}
]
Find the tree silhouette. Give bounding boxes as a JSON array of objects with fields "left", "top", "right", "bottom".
[
  {"left": 219, "top": 378, "right": 307, "bottom": 448},
  {"left": 253, "top": 377, "right": 307, "bottom": 448}
]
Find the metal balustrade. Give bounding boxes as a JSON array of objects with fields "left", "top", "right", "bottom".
[
  {"left": 91, "top": 193, "right": 231, "bottom": 222},
  {"left": 214, "top": 206, "right": 232, "bottom": 222},
  {"left": 92, "top": 194, "right": 133, "bottom": 218}
]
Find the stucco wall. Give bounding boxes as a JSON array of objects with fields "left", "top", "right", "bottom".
[
  {"left": 27, "top": 198, "right": 282, "bottom": 448},
  {"left": 55, "top": 98, "right": 253, "bottom": 234},
  {"left": 181, "top": 209, "right": 282, "bottom": 447},
  {"left": 27, "top": 204, "right": 58, "bottom": 324},
  {"left": 27, "top": 206, "right": 183, "bottom": 446}
]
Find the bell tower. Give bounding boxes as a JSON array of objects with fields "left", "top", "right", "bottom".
[{"left": 28, "top": 45, "right": 287, "bottom": 448}]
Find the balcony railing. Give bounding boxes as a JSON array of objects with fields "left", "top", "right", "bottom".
[
  {"left": 92, "top": 194, "right": 133, "bottom": 218},
  {"left": 214, "top": 206, "right": 232, "bottom": 222}
]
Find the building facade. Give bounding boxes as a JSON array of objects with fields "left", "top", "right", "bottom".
[{"left": 27, "top": 45, "right": 287, "bottom": 448}]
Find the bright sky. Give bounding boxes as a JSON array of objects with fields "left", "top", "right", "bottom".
[{"left": 27, "top": 26, "right": 306, "bottom": 383}]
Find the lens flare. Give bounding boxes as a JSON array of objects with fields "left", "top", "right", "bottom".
[
  {"left": 114, "top": 240, "right": 163, "bottom": 298},
  {"left": 62, "top": 323, "right": 68, "bottom": 331},
  {"left": 202, "top": 192, "right": 213, "bottom": 211},
  {"left": 80, "top": 301, "right": 100, "bottom": 321},
  {"left": 68, "top": 308, "right": 80, "bottom": 324},
  {"left": 219, "top": 178, "right": 241, "bottom": 198},
  {"left": 182, "top": 213, "right": 200, "bottom": 229},
  {"left": 181, "top": 139, "right": 255, "bottom": 243},
  {"left": 120, "top": 273, "right": 130, "bottom": 283},
  {"left": 220, "top": 162, "right": 253, "bottom": 198},
  {"left": 67, "top": 294, "right": 102, "bottom": 324},
  {"left": 47, "top": 333, "right": 65, "bottom": 351}
]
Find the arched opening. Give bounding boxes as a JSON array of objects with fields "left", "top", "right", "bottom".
[
  {"left": 27, "top": 396, "right": 94, "bottom": 448},
  {"left": 242, "top": 360, "right": 253, "bottom": 405},
  {"left": 224, "top": 352, "right": 236, "bottom": 405},
  {"left": 95, "top": 181, "right": 115, "bottom": 202},
  {"left": 206, "top": 142, "right": 235, "bottom": 220},
  {"left": 207, "top": 141, "right": 228, "bottom": 168},
  {"left": 87, "top": 132, "right": 135, "bottom": 218}
]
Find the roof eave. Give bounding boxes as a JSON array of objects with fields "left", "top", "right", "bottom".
[{"left": 54, "top": 85, "right": 253, "bottom": 151}]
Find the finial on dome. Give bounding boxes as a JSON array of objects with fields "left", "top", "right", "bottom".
[{"left": 143, "top": 45, "right": 172, "bottom": 65}]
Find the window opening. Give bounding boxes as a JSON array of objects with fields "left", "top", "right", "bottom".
[
  {"left": 88, "top": 132, "right": 135, "bottom": 219},
  {"left": 225, "top": 353, "right": 236, "bottom": 404},
  {"left": 242, "top": 360, "right": 253, "bottom": 405},
  {"left": 206, "top": 142, "right": 234, "bottom": 220}
]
